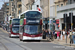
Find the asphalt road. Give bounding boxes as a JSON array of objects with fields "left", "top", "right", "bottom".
[{"left": 0, "top": 28, "right": 75, "bottom": 50}]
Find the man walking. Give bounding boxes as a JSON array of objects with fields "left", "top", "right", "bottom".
[{"left": 69, "top": 30, "right": 73, "bottom": 45}]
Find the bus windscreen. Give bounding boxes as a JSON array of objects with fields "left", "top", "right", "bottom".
[{"left": 24, "top": 25, "right": 42, "bottom": 35}]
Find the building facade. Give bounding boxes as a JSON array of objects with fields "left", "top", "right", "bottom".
[
  {"left": 17, "top": 0, "right": 22, "bottom": 18},
  {"left": 0, "top": 10, "right": 4, "bottom": 23},
  {"left": 22, "top": 0, "right": 34, "bottom": 13},
  {"left": 40, "top": 0, "right": 49, "bottom": 18},
  {"left": 54, "top": 0, "right": 75, "bottom": 30},
  {"left": 40, "top": 0, "right": 49, "bottom": 30},
  {"left": 9, "top": 0, "right": 22, "bottom": 18},
  {"left": 32, "top": 0, "right": 40, "bottom": 10},
  {"left": 9, "top": 0, "right": 14, "bottom": 19},
  {"left": 1, "top": 2, "right": 9, "bottom": 24},
  {"left": 22, "top": 0, "right": 29, "bottom": 12}
]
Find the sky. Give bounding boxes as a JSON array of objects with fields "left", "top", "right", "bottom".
[{"left": 0, "top": 0, "right": 9, "bottom": 9}]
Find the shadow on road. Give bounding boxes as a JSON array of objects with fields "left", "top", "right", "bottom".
[{"left": 23, "top": 40, "right": 51, "bottom": 42}]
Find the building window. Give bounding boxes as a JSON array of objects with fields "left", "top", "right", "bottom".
[
  {"left": 6, "top": 3, "right": 9, "bottom": 6},
  {"left": 7, "top": 8, "right": 9, "bottom": 10},
  {"left": 61, "top": 4, "right": 63, "bottom": 6},
  {"left": 18, "top": 10, "right": 21, "bottom": 14},
  {"left": 18, "top": 4, "right": 21, "bottom": 8},
  {"left": 10, "top": 0, "right": 13, "bottom": 1},
  {"left": 12, "top": 13, "right": 14, "bottom": 16},
  {"left": 6, "top": 11, "right": 9, "bottom": 13},
  {"left": 57, "top": 5, "right": 59, "bottom": 7},
  {"left": 12, "top": 2, "right": 14, "bottom": 6},
  {"left": 12, "top": 8, "right": 14, "bottom": 11},
  {"left": 18, "top": 0, "right": 21, "bottom": 2}
]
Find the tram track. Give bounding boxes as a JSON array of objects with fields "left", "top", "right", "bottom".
[
  {"left": 0, "top": 28, "right": 28, "bottom": 50},
  {"left": 0, "top": 35, "right": 27, "bottom": 50},
  {"left": 0, "top": 41, "right": 8, "bottom": 50},
  {"left": 0, "top": 28, "right": 32, "bottom": 50}
]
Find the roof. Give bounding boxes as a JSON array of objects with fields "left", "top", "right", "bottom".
[{"left": 20, "top": 10, "right": 42, "bottom": 15}]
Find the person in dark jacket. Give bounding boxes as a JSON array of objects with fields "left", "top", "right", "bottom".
[
  {"left": 48, "top": 30, "right": 53, "bottom": 40},
  {"left": 45, "top": 30, "right": 49, "bottom": 37},
  {"left": 42, "top": 29, "right": 46, "bottom": 39}
]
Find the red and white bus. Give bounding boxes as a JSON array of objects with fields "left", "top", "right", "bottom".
[
  {"left": 9, "top": 18, "right": 20, "bottom": 37},
  {"left": 19, "top": 10, "right": 42, "bottom": 41}
]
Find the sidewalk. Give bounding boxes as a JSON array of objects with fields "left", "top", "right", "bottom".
[
  {"left": 0, "top": 28, "right": 8, "bottom": 34},
  {"left": 49, "top": 37, "right": 75, "bottom": 48}
]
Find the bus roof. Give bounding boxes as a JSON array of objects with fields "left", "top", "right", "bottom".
[
  {"left": 19, "top": 10, "right": 42, "bottom": 18},
  {"left": 21, "top": 10, "right": 42, "bottom": 15}
]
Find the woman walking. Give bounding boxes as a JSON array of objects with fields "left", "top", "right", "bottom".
[
  {"left": 55, "top": 30, "right": 57, "bottom": 39},
  {"left": 72, "top": 29, "right": 75, "bottom": 44},
  {"left": 61, "top": 30, "right": 63, "bottom": 40},
  {"left": 62, "top": 29, "right": 65, "bottom": 40},
  {"left": 57, "top": 30, "right": 60, "bottom": 41}
]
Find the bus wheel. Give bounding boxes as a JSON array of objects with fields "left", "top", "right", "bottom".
[{"left": 20, "top": 39, "right": 22, "bottom": 41}]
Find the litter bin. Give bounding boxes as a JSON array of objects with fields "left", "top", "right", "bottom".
[{"left": 73, "top": 35, "right": 75, "bottom": 44}]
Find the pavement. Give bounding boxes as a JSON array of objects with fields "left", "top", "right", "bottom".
[
  {"left": 0, "top": 28, "right": 8, "bottom": 34},
  {"left": 47, "top": 36, "right": 75, "bottom": 48},
  {"left": 0, "top": 28, "right": 75, "bottom": 48}
]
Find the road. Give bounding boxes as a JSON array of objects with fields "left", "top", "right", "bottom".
[{"left": 0, "top": 28, "right": 75, "bottom": 50}]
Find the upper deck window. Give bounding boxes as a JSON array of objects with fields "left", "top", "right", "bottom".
[
  {"left": 25, "top": 11, "right": 42, "bottom": 18},
  {"left": 12, "top": 19, "right": 20, "bottom": 24}
]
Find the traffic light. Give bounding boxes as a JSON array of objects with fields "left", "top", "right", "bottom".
[
  {"left": 63, "top": 14, "right": 67, "bottom": 23},
  {"left": 44, "top": 18, "right": 49, "bottom": 30},
  {"left": 69, "top": 12, "right": 73, "bottom": 23}
]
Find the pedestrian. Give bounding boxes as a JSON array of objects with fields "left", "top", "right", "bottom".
[
  {"left": 62, "top": 29, "right": 65, "bottom": 40},
  {"left": 49, "top": 30, "right": 52, "bottom": 39},
  {"left": 48, "top": 30, "right": 51, "bottom": 39},
  {"left": 69, "top": 30, "right": 73, "bottom": 45},
  {"left": 59, "top": 29, "right": 61, "bottom": 39},
  {"left": 42, "top": 29, "right": 46, "bottom": 39},
  {"left": 61, "top": 30, "right": 63, "bottom": 40},
  {"left": 72, "top": 29, "right": 75, "bottom": 44},
  {"left": 57, "top": 30, "right": 60, "bottom": 41},
  {"left": 45, "top": 30, "right": 49, "bottom": 37},
  {"left": 68, "top": 29, "right": 70, "bottom": 38},
  {"left": 55, "top": 30, "right": 57, "bottom": 39},
  {"left": 53, "top": 30, "right": 55, "bottom": 39}
]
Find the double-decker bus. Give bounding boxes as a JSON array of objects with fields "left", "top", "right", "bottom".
[
  {"left": 9, "top": 18, "right": 20, "bottom": 37},
  {"left": 19, "top": 10, "right": 42, "bottom": 41}
]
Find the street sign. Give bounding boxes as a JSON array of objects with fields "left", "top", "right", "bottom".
[{"left": 65, "top": 26, "right": 66, "bottom": 29}]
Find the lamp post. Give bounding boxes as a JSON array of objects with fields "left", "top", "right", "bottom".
[{"left": 71, "top": 12, "right": 73, "bottom": 32}]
